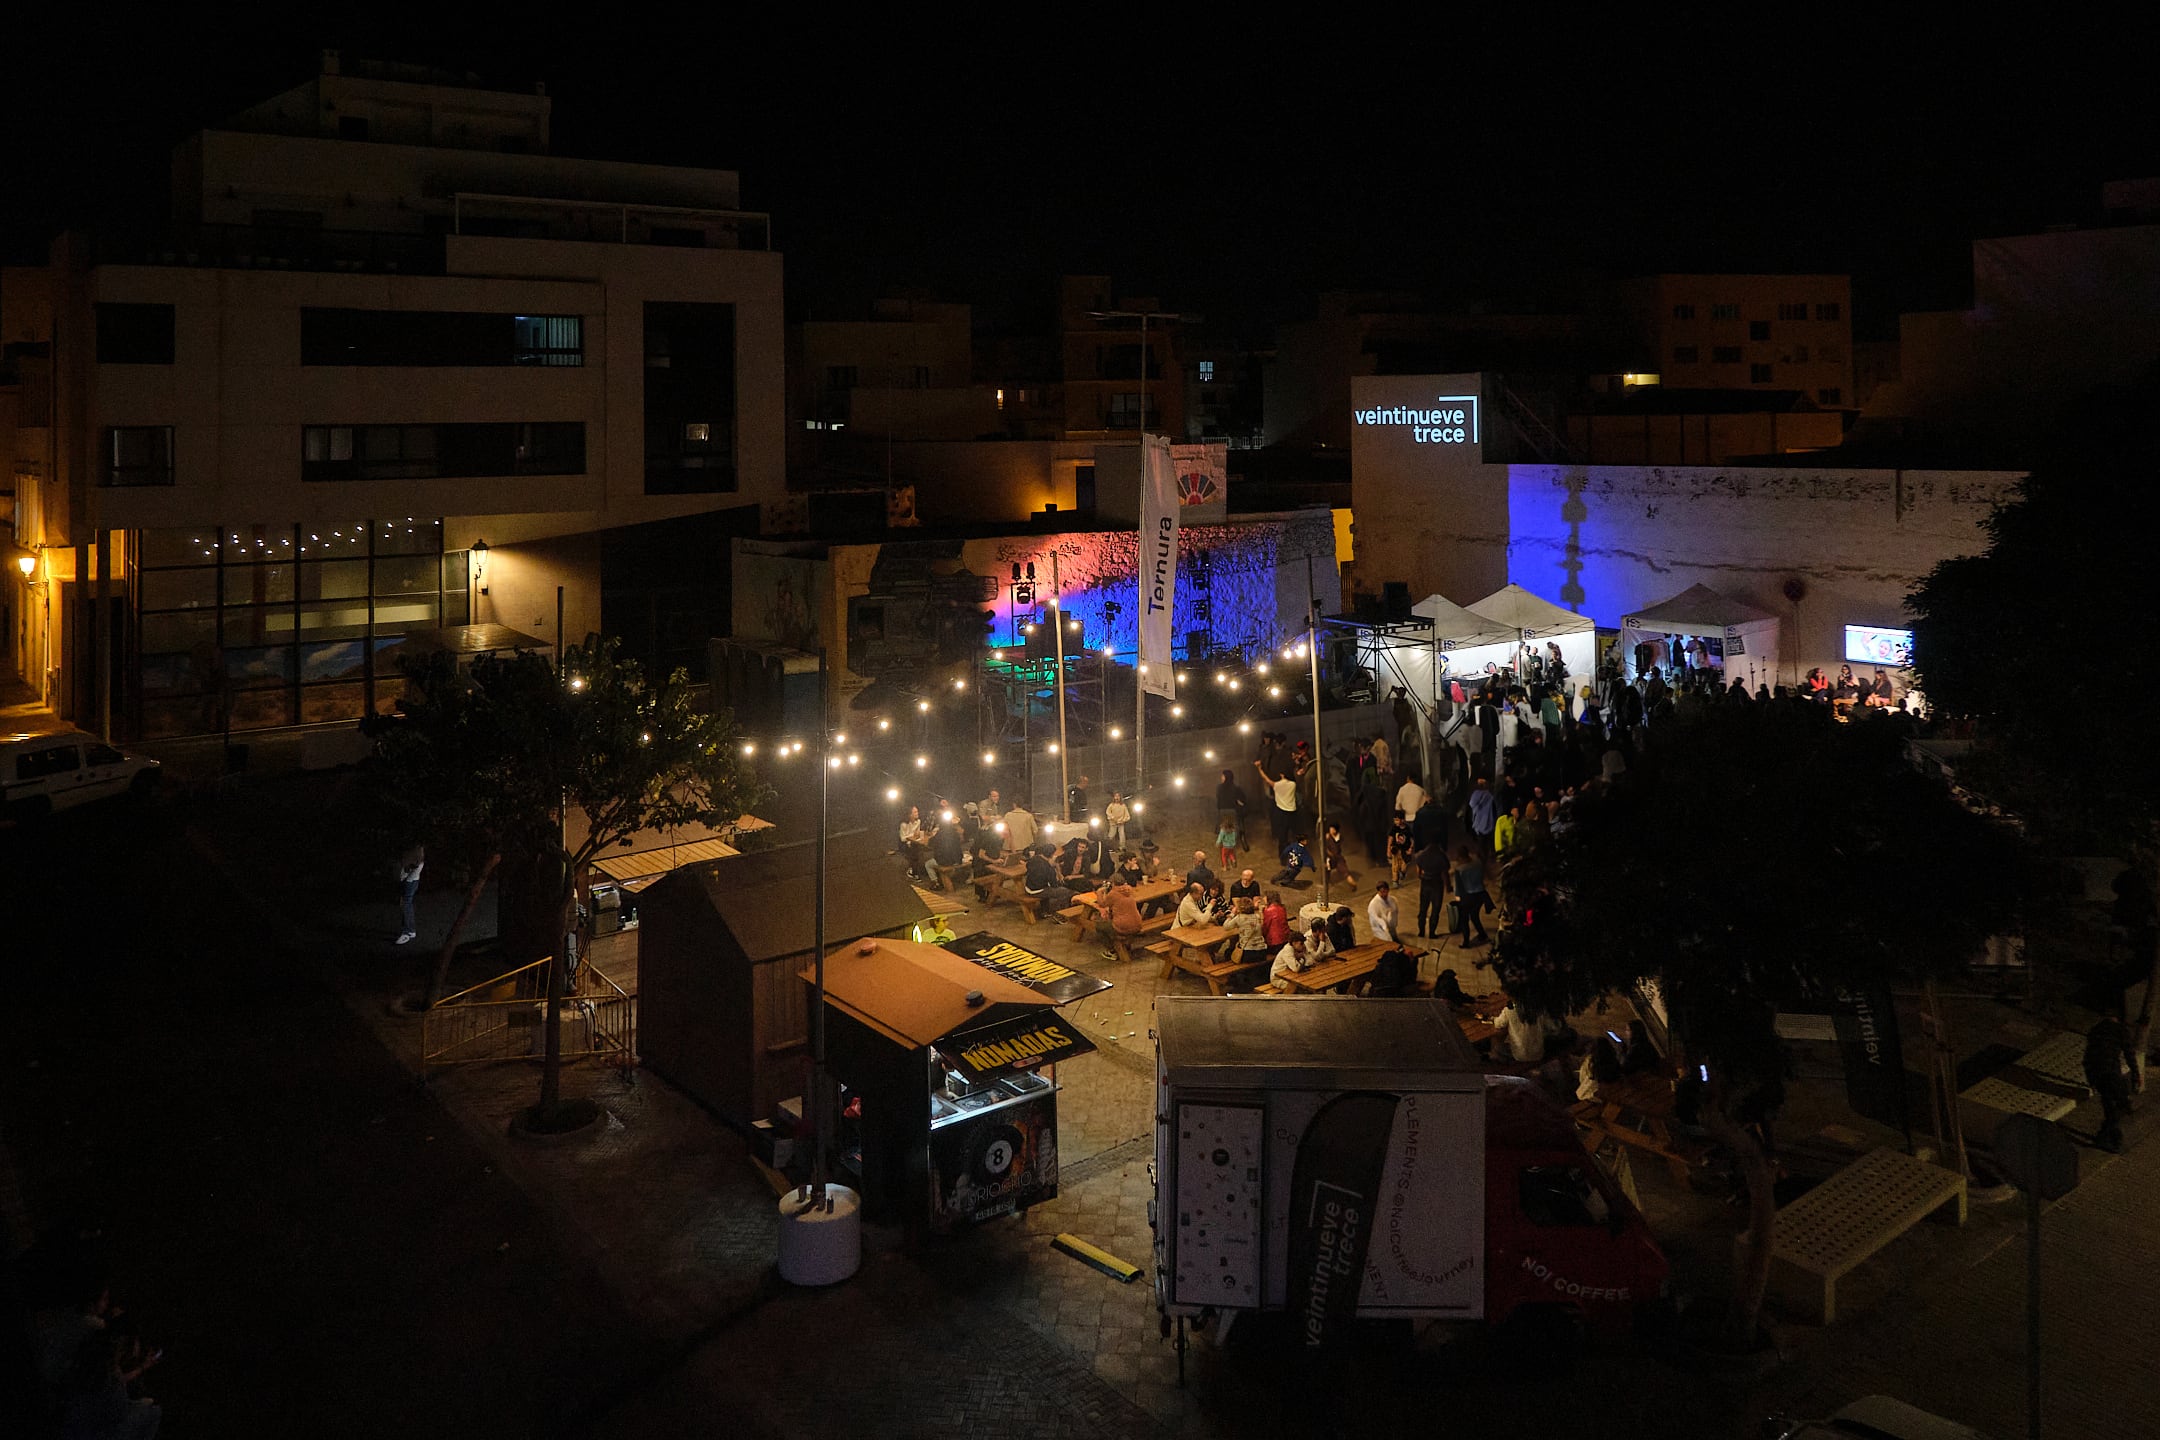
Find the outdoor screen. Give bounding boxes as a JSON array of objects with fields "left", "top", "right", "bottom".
[{"left": 1844, "top": 625, "right": 1913, "bottom": 667}]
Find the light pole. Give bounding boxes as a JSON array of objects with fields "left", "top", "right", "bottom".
[
  {"left": 1310, "top": 607, "right": 1327, "bottom": 905},
  {"left": 1051, "top": 551, "right": 1071, "bottom": 820}
]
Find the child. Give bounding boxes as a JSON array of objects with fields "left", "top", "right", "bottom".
[{"left": 1216, "top": 816, "right": 1239, "bottom": 871}]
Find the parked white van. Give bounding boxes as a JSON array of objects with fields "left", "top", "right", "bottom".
[{"left": 2, "top": 731, "right": 162, "bottom": 820}]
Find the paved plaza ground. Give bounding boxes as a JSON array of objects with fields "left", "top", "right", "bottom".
[{"left": 6, "top": 743, "right": 2158, "bottom": 1437}]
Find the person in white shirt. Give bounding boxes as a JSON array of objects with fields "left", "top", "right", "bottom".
[
  {"left": 1270, "top": 933, "right": 1313, "bottom": 989},
  {"left": 1175, "top": 883, "right": 1214, "bottom": 930},
  {"left": 1302, "top": 920, "right": 1337, "bottom": 964},
  {"left": 1103, "top": 791, "right": 1132, "bottom": 848},
  {"left": 899, "top": 807, "right": 932, "bottom": 879},
  {"left": 1394, "top": 777, "right": 1427, "bottom": 820},
  {"left": 1003, "top": 804, "right": 1037, "bottom": 853},
  {"left": 1366, "top": 882, "right": 1401, "bottom": 945},
  {"left": 1496, "top": 1002, "right": 1561, "bottom": 1064}
]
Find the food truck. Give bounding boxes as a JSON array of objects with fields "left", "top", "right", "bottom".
[
  {"left": 813, "top": 932, "right": 1109, "bottom": 1233},
  {"left": 1151, "top": 997, "right": 1667, "bottom": 1352}
]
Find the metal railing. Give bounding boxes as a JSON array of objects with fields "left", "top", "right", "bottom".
[{"left": 420, "top": 955, "right": 638, "bottom": 1078}]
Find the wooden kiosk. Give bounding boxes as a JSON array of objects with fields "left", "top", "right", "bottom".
[{"left": 637, "top": 833, "right": 929, "bottom": 1128}]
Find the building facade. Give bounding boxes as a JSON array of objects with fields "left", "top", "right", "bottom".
[{"left": 2, "top": 54, "right": 782, "bottom": 738}]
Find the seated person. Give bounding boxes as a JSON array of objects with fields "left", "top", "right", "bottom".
[
  {"left": 1271, "top": 835, "right": 1313, "bottom": 886},
  {"left": 1430, "top": 967, "right": 1470, "bottom": 1007},
  {"left": 1867, "top": 668, "right": 1896, "bottom": 707},
  {"left": 1227, "top": 868, "right": 1262, "bottom": 901},
  {"left": 1261, "top": 892, "right": 1292, "bottom": 950},
  {"left": 1185, "top": 850, "right": 1218, "bottom": 892},
  {"left": 928, "top": 818, "right": 967, "bottom": 890},
  {"left": 1055, "top": 837, "right": 1089, "bottom": 883},
  {"left": 1114, "top": 851, "right": 1145, "bottom": 887},
  {"left": 1324, "top": 905, "right": 1356, "bottom": 954},
  {"left": 1022, "top": 843, "right": 1057, "bottom": 899},
  {"left": 1494, "top": 1001, "right": 1562, "bottom": 1065},
  {"left": 1096, "top": 880, "right": 1145, "bottom": 958},
  {"left": 969, "top": 833, "right": 1004, "bottom": 883},
  {"left": 899, "top": 806, "right": 934, "bottom": 881},
  {"left": 1269, "top": 930, "right": 1315, "bottom": 991},
  {"left": 1222, "top": 895, "right": 1268, "bottom": 965},
  {"left": 1136, "top": 839, "right": 1163, "bottom": 878},
  {"left": 1367, "top": 945, "right": 1417, "bottom": 997},
  {"left": 1303, "top": 919, "right": 1337, "bottom": 964},
  {"left": 1175, "top": 883, "right": 1215, "bottom": 930}
]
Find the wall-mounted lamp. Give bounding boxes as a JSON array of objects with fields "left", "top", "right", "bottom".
[
  {"left": 471, "top": 538, "right": 490, "bottom": 595},
  {"left": 15, "top": 555, "right": 34, "bottom": 579}
]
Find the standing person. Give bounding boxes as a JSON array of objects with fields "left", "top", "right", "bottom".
[
  {"left": 1371, "top": 732, "right": 1392, "bottom": 778},
  {"left": 1467, "top": 776, "right": 1498, "bottom": 851},
  {"left": 1412, "top": 793, "right": 1449, "bottom": 855},
  {"left": 1394, "top": 773, "right": 1429, "bottom": 826},
  {"left": 1103, "top": 790, "right": 1132, "bottom": 849},
  {"left": 1322, "top": 822, "right": 1357, "bottom": 892},
  {"left": 2084, "top": 1017, "right": 2134, "bottom": 1153},
  {"left": 1414, "top": 836, "right": 1450, "bottom": 938},
  {"left": 395, "top": 843, "right": 425, "bottom": 945},
  {"left": 1067, "top": 774, "right": 1093, "bottom": 824},
  {"left": 1450, "top": 846, "right": 1491, "bottom": 947},
  {"left": 1493, "top": 804, "right": 1521, "bottom": 858},
  {"left": 1367, "top": 881, "right": 1402, "bottom": 946},
  {"left": 1003, "top": 801, "right": 1037, "bottom": 855},
  {"left": 979, "top": 788, "right": 1003, "bottom": 826},
  {"left": 1216, "top": 814, "right": 1240, "bottom": 872},
  {"left": 1386, "top": 809, "right": 1415, "bottom": 885},
  {"left": 1214, "top": 769, "right": 1248, "bottom": 849},
  {"left": 1256, "top": 757, "right": 1298, "bottom": 845}
]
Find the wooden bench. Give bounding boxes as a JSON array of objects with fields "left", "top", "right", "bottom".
[{"left": 1755, "top": 1146, "right": 1967, "bottom": 1324}]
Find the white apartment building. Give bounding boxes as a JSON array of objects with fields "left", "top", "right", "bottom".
[{"left": 2, "top": 53, "right": 782, "bottom": 740}]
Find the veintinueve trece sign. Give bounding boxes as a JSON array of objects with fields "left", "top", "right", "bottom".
[{"left": 1353, "top": 394, "right": 1480, "bottom": 446}]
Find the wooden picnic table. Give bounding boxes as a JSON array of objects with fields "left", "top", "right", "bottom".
[
  {"left": 973, "top": 859, "right": 1027, "bottom": 906},
  {"left": 1279, "top": 942, "right": 1389, "bottom": 994},
  {"left": 1068, "top": 878, "right": 1182, "bottom": 939},
  {"left": 1568, "top": 1074, "right": 1702, "bottom": 1183},
  {"left": 1160, "top": 922, "right": 1268, "bottom": 994}
]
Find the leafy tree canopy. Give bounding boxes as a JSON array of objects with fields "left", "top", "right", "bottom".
[{"left": 1495, "top": 703, "right": 2027, "bottom": 1089}]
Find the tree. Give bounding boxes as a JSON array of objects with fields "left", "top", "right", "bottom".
[
  {"left": 370, "top": 635, "right": 769, "bottom": 1127},
  {"left": 1910, "top": 365, "right": 2160, "bottom": 1061},
  {"left": 1492, "top": 702, "right": 2024, "bottom": 1347}
]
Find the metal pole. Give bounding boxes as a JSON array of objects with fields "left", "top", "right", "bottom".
[
  {"left": 1311, "top": 595, "right": 1327, "bottom": 906},
  {"left": 2026, "top": 1183, "right": 2041, "bottom": 1440},
  {"left": 1134, "top": 311, "right": 1149, "bottom": 801},
  {"left": 809, "top": 649, "right": 832, "bottom": 1202},
  {"left": 1052, "top": 551, "right": 1071, "bottom": 819}
]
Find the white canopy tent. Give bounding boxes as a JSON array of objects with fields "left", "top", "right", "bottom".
[
  {"left": 1618, "top": 582, "right": 1781, "bottom": 689},
  {"left": 1344, "top": 595, "right": 1516, "bottom": 793},
  {"left": 1461, "top": 584, "right": 1599, "bottom": 702}
]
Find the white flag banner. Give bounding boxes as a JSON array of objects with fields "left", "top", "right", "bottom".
[{"left": 1138, "top": 434, "right": 1179, "bottom": 700}]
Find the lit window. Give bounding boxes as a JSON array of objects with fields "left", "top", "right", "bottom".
[
  {"left": 1198, "top": 360, "right": 1215, "bottom": 381},
  {"left": 684, "top": 423, "right": 711, "bottom": 443},
  {"left": 1621, "top": 372, "right": 1660, "bottom": 387}
]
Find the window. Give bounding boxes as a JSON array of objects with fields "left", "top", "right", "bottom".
[
  {"left": 14, "top": 744, "right": 81, "bottom": 781},
  {"left": 301, "top": 310, "right": 584, "bottom": 367},
  {"left": 1778, "top": 302, "right": 1809, "bottom": 321},
  {"left": 1672, "top": 345, "right": 1699, "bottom": 364},
  {"left": 1712, "top": 346, "right": 1742, "bottom": 364},
  {"left": 104, "top": 426, "right": 175, "bottom": 486},
  {"left": 1790, "top": 345, "right": 1810, "bottom": 363},
  {"left": 1106, "top": 392, "right": 1158, "bottom": 428},
  {"left": 1519, "top": 1166, "right": 1611, "bottom": 1228},
  {"left": 1749, "top": 320, "right": 1770, "bottom": 341},
  {"left": 1818, "top": 387, "right": 1844, "bottom": 406},
  {"left": 96, "top": 303, "right": 175, "bottom": 364},
  {"left": 1751, "top": 363, "right": 1774, "bottom": 383},
  {"left": 86, "top": 743, "right": 125, "bottom": 766},
  {"left": 684, "top": 423, "right": 711, "bottom": 443},
  {"left": 1670, "top": 303, "right": 1695, "bottom": 320},
  {"left": 826, "top": 365, "right": 858, "bottom": 391},
  {"left": 1710, "top": 303, "right": 1740, "bottom": 320},
  {"left": 1198, "top": 359, "right": 1215, "bottom": 381},
  {"left": 1816, "top": 302, "right": 1842, "bottom": 321},
  {"left": 911, "top": 365, "right": 931, "bottom": 388},
  {"left": 301, "top": 423, "right": 585, "bottom": 481}
]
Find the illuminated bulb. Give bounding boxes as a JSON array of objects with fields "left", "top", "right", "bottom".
[
  {"left": 1024, "top": 624, "right": 1036, "bottom": 634},
  {"left": 1109, "top": 727, "right": 1122, "bottom": 740},
  {"left": 953, "top": 678, "right": 966, "bottom": 690},
  {"left": 1238, "top": 721, "right": 1252, "bottom": 734},
  {"left": 1068, "top": 620, "right": 1078, "bottom": 631},
  {"left": 1176, "top": 671, "right": 1188, "bottom": 683},
  {"left": 742, "top": 743, "right": 756, "bottom": 756},
  {"left": 1170, "top": 705, "right": 1183, "bottom": 717},
  {"left": 828, "top": 756, "right": 842, "bottom": 769},
  {"left": 878, "top": 718, "right": 891, "bottom": 731},
  {"left": 1228, "top": 680, "right": 1240, "bottom": 691},
  {"left": 1214, "top": 672, "right": 1227, "bottom": 684},
  {"left": 1046, "top": 742, "right": 1059, "bottom": 755},
  {"left": 886, "top": 787, "right": 901, "bottom": 801},
  {"left": 941, "top": 810, "right": 954, "bottom": 823},
  {"left": 982, "top": 750, "right": 996, "bottom": 764},
  {"left": 1041, "top": 822, "right": 1056, "bottom": 839},
  {"left": 640, "top": 732, "right": 652, "bottom": 743},
  {"left": 1269, "top": 686, "right": 1282, "bottom": 698},
  {"left": 994, "top": 822, "right": 1006, "bottom": 834},
  {"left": 990, "top": 648, "right": 1003, "bottom": 659},
  {"left": 847, "top": 754, "right": 861, "bottom": 766},
  {"left": 1089, "top": 816, "right": 1101, "bottom": 828},
  {"left": 1132, "top": 802, "right": 1145, "bottom": 815},
  {"left": 915, "top": 754, "right": 929, "bottom": 768},
  {"left": 917, "top": 700, "right": 931, "bottom": 713},
  {"left": 1204, "top": 749, "right": 1216, "bottom": 761},
  {"left": 1101, "top": 645, "right": 1114, "bottom": 657},
  {"left": 1173, "top": 775, "right": 1186, "bottom": 788},
  {"left": 833, "top": 732, "right": 847, "bottom": 746},
  {"left": 1256, "top": 663, "right": 1269, "bottom": 675},
  {"left": 1139, "top": 664, "right": 1149, "bottom": 675}
]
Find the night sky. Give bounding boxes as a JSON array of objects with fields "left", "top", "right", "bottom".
[{"left": 4, "top": 17, "right": 2152, "bottom": 339}]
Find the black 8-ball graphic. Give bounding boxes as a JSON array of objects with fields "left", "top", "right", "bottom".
[{"left": 970, "top": 1124, "right": 1026, "bottom": 1183}]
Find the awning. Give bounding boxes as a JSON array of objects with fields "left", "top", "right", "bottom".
[
  {"left": 591, "top": 818, "right": 776, "bottom": 889},
  {"left": 392, "top": 623, "right": 551, "bottom": 656},
  {"left": 942, "top": 931, "right": 1114, "bottom": 1004},
  {"left": 943, "top": 1009, "right": 1099, "bottom": 1079}
]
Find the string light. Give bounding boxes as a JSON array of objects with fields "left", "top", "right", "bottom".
[
  {"left": 953, "top": 678, "right": 966, "bottom": 690},
  {"left": 886, "top": 787, "right": 901, "bottom": 801},
  {"left": 833, "top": 733, "right": 847, "bottom": 746},
  {"left": 828, "top": 756, "right": 842, "bottom": 769},
  {"left": 878, "top": 718, "right": 891, "bottom": 731},
  {"left": 915, "top": 754, "right": 929, "bottom": 768},
  {"left": 982, "top": 750, "right": 996, "bottom": 764},
  {"left": 847, "top": 754, "right": 860, "bottom": 766},
  {"left": 917, "top": 700, "right": 931, "bottom": 713},
  {"left": 1269, "top": 686, "right": 1283, "bottom": 698},
  {"left": 940, "top": 810, "right": 954, "bottom": 823},
  {"left": 1109, "top": 727, "right": 1122, "bottom": 740},
  {"left": 1132, "top": 801, "right": 1145, "bottom": 815},
  {"left": 1046, "top": 742, "right": 1059, "bottom": 755},
  {"left": 1170, "top": 705, "right": 1183, "bottom": 717},
  {"left": 1204, "top": 749, "right": 1216, "bottom": 761},
  {"left": 1172, "top": 775, "right": 1186, "bottom": 788},
  {"left": 1238, "top": 721, "right": 1252, "bottom": 734}
]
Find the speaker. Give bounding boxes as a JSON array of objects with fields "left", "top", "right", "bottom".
[
  {"left": 1382, "top": 582, "right": 1412, "bottom": 621},
  {"left": 1353, "top": 592, "right": 1383, "bottom": 623}
]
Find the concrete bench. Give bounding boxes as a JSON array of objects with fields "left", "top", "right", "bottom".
[{"left": 1757, "top": 1146, "right": 1967, "bottom": 1323}]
